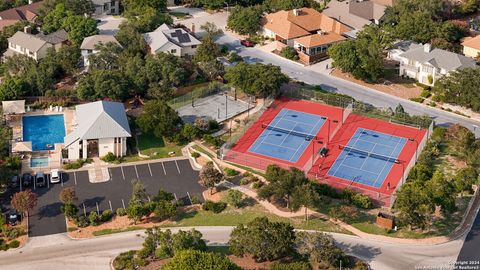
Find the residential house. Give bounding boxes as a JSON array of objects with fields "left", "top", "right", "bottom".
[
  {"left": 144, "top": 24, "right": 201, "bottom": 57},
  {"left": 0, "top": 1, "right": 44, "bottom": 31},
  {"left": 261, "top": 8, "right": 352, "bottom": 65},
  {"left": 397, "top": 43, "right": 476, "bottom": 86},
  {"left": 92, "top": 0, "right": 120, "bottom": 16},
  {"left": 63, "top": 101, "right": 131, "bottom": 161},
  {"left": 462, "top": 35, "right": 480, "bottom": 59},
  {"left": 4, "top": 28, "right": 68, "bottom": 61},
  {"left": 80, "top": 34, "right": 121, "bottom": 67},
  {"left": 322, "top": 0, "right": 389, "bottom": 30},
  {"left": 387, "top": 40, "right": 423, "bottom": 62}
]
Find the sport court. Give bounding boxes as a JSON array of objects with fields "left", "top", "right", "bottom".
[
  {"left": 327, "top": 128, "right": 406, "bottom": 188},
  {"left": 248, "top": 108, "right": 325, "bottom": 163}
]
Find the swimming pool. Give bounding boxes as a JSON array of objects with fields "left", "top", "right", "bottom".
[
  {"left": 30, "top": 157, "right": 49, "bottom": 168},
  {"left": 23, "top": 114, "right": 66, "bottom": 151}
]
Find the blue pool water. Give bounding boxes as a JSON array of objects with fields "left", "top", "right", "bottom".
[
  {"left": 23, "top": 114, "right": 65, "bottom": 151},
  {"left": 30, "top": 157, "right": 49, "bottom": 168}
]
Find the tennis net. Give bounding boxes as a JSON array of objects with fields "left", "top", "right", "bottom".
[
  {"left": 262, "top": 124, "right": 317, "bottom": 140},
  {"left": 339, "top": 145, "right": 400, "bottom": 163}
]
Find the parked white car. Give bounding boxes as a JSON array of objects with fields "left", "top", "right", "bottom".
[{"left": 50, "top": 169, "right": 62, "bottom": 184}]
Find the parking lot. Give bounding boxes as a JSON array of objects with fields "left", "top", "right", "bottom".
[{"left": 2, "top": 159, "right": 204, "bottom": 237}]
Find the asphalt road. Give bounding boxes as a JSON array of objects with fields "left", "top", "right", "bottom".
[
  {"left": 0, "top": 226, "right": 466, "bottom": 270},
  {"left": 456, "top": 209, "right": 480, "bottom": 266},
  {"left": 215, "top": 33, "right": 480, "bottom": 137}
]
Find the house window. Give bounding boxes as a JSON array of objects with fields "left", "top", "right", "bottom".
[
  {"left": 408, "top": 59, "right": 415, "bottom": 66},
  {"left": 28, "top": 51, "right": 34, "bottom": 56},
  {"left": 87, "top": 49, "right": 92, "bottom": 54},
  {"left": 421, "top": 65, "right": 433, "bottom": 73},
  {"left": 171, "top": 49, "right": 177, "bottom": 54},
  {"left": 191, "top": 45, "right": 197, "bottom": 49}
]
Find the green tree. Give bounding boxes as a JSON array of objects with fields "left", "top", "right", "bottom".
[
  {"left": 193, "top": 35, "right": 220, "bottom": 63},
  {"left": 61, "top": 15, "right": 98, "bottom": 45},
  {"left": 11, "top": 189, "right": 37, "bottom": 218},
  {"left": 197, "top": 60, "right": 224, "bottom": 81},
  {"left": 163, "top": 250, "right": 241, "bottom": 270},
  {"left": 227, "top": 5, "right": 263, "bottom": 36},
  {"left": 199, "top": 162, "right": 223, "bottom": 195},
  {"left": 229, "top": 217, "right": 295, "bottom": 262},
  {"left": 454, "top": 167, "right": 478, "bottom": 195},
  {"left": 116, "top": 22, "right": 148, "bottom": 57},
  {"left": 295, "top": 231, "right": 347, "bottom": 267},
  {"left": 125, "top": 7, "right": 172, "bottom": 33},
  {"left": 41, "top": 3, "right": 72, "bottom": 33},
  {"left": 425, "top": 170, "right": 456, "bottom": 213},
  {"left": 290, "top": 182, "right": 321, "bottom": 220},
  {"left": 154, "top": 200, "right": 177, "bottom": 220},
  {"left": 122, "top": 0, "right": 167, "bottom": 12},
  {"left": 225, "top": 189, "right": 243, "bottom": 208},
  {"left": 127, "top": 179, "right": 149, "bottom": 224},
  {"left": 395, "top": 181, "right": 432, "bottom": 229},
  {"left": 0, "top": 78, "right": 28, "bottom": 101},
  {"left": 76, "top": 69, "right": 130, "bottom": 101},
  {"left": 88, "top": 42, "right": 123, "bottom": 70},
  {"left": 264, "top": 0, "right": 308, "bottom": 11},
  {"left": 280, "top": 46, "right": 299, "bottom": 60},
  {"left": 258, "top": 166, "right": 308, "bottom": 208},
  {"left": 434, "top": 68, "right": 480, "bottom": 112},
  {"left": 139, "top": 228, "right": 206, "bottom": 259},
  {"left": 59, "top": 187, "right": 76, "bottom": 204},
  {"left": 136, "top": 100, "right": 182, "bottom": 138}
]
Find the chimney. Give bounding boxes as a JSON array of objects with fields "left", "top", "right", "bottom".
[
  {"left": 23, "top": 26, "right": 32, "bottom": 34},
  {"left": 191, "top": 23, "right": 195, "bottom": 33},
  {"left": 423, "top": 43, "right": 431, "bottom": 53}
]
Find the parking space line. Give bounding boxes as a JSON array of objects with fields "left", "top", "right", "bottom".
[
  {"left": 121, "top": 199, "right": 126, "bottom": 209},
  {"left": 121, "top": 166, "right": 125, "bottom": 180},
  {"left": 109, "top": 169, "right": 113, "bottom": 181},
  {"left": 147, "top": 195, "right": 151, "bottom": 202},
  {"left": 19, "top": 177, "right": 22, "bottom": 192},
  {"left": 96, "top": 202, "right": 99, "bottom": 214},
  {"left": 47, "top": 176, "right": 50, "bottom": 189},
  {"left": 61, "top": 174, "right": 64, "bottom": 187},
  {"left": 161, "top": 162, "right": 166, "bottom": 175},
  {"left": 83, "top": 204, "right": 86, "bottom": 216},
  {"left": 148, "top": 164, "right": 153, "bottom": 177},
  {"left": 175, "top": 160, "right": 181, "bottom": 174},
  {"left": 74, "top": 172, "right": 77, "bottom": 185},
  {"left": 187, "top": 192, "right": 192, "bottom": 205},
  {"left": 134, "top": 165, "right": 139, "bottom": 179},
  {"left": 174, "top": 193, "right": 178, "bottom": 203},
  {"left": 33, "top": 177, "right": 36, "bottom": 190},
  {"left": 109, "top": 200, "right": 113, "bottom": 212}
]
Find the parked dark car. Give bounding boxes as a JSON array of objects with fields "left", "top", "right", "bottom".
[
  {"left": 240, "top": 40, "right": 254, "bottom": 47},
  {"left": 6, "top": 210, "right": 20, "bottom": 226},
  {"left": 21, "top": 173, "right": 32, "bottom": 187},
  {"left": 9, "top": 175, "right": 19, "bottom": 188},
  {"left": 35, "top": 172, "right": 46, "bottom": 188}
]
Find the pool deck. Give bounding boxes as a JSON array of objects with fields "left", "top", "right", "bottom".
[{"left": 10, "top": 108, "right": 75, "bottom": 173}]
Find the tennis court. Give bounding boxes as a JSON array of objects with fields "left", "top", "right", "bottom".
[
  {"left": 247, "top": 108, "right": 325, "bottom": 162},
  {"left": 327, "top": 128, "right": 407, "bottom": 188}
]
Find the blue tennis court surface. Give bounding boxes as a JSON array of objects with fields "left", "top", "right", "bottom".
[
  {"left": 327, "top": 128, "right": 407, "bottom": 188},
  {"left": 248, "top": 108, "right": 325, "bottom": 162}
]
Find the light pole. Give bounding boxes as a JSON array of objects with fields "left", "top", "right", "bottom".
[
  {"left": 320, "top": 117, "right": 338, "bottom": 147},
  {"left": 311, "top": 139, "right": 323, "bottom": 168},
  {"left": 408, "top": 138, "right": 418, "bottom": 162}
]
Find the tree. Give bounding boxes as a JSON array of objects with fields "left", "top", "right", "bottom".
[
  {"left": 64, "top": 0, "right": 95, "bottom": 15},
  {"left": 88, "top": 42, "right": 123, "bottom": 70},
  {"left": 116, "top": 22, "right": 148, "bottom": 57},
  {"left": 127, "top": 202, "right": 148, "bottom": 225},
  {"left": 264, "top": 0, "right": 308, "bottom": 11},
  {"left": 193, "top": 35, "right": 220, "bottom": 63},
  {"left": 434, "top": 68, "right": 480, "bottom": 112},
  {"left": 127, "top": 179, "right": 149, "bottom": 224},
  {"left": 454, "top": 167, "right": 477, "bottom": 195},
  {"left": 41, "top": 3, "right": 72, "bottom": 34},
  {"left": 124, "top": 6, "right": 172, "bottom": 33},
  {"left": 136, "top": 100, "right": 182, "bottom": 138},
  {"left": 197, "top": 60, "right": 224, "bottom": 81},
  {"left": 11, "top": 190, "right": 37, "bottom": 218},
  {"left": 229, "top": 217, "right": 295, "bottom": 262},
  {"left": 227, "top": 6, "right": 264, "bottom": 36},
  {"left": 76, "top": 69, "right": 130, "bottom": 101},
  {"left": 258, "top": 166, "right": 308, "bottom": 208},
  {"left": 199, "top": 162, "right": 223, "bottom": 195},
  {"left": 59, "top": 187, "right": 76, "bottom": 204},
  {"left": 295, "top": 231, "right": 347, "bottom": 267},
  {"left": 200, "top": 22, "right": 221, "bottom": 38},
  {"left": 395, "top": 181, "right": 432, "bottom": 229},
  {"left": 225, "top": 189, "right": 243, "bottom": 208},
  {"left": 139, "top": 228, "right": 206, "bottom": 259},
  {"left": 280, "top": 46, "right": 299, "bottom": 60},
  {"left": 290, "top": 183, "right": 321, "bottom": 221},
  {"left": 163, "top": 250, "right": 241, "bottom": 270},
  {"left": 154, "top": 201, "right": 177, "bottom": 220},
  {"left": 425, "top": 170, "right": 456, "bottom": 213},
  {"left": 55, "top": 44, "right": 81, "bottom": 74},
  {"left": 122, "top": 0, "right": 167, "bottom": 12},
  {"left": 130, "top": 179, "right": 148, "bottom": 205},
  {"left": 225, "top": 62, "right": 288, "bottom": 97},
  {"left": 0, "top": 77, "right": 29, "bottom": 101},
  {"left": 61, "top": 15, "right": 98, "bottom": 45}
]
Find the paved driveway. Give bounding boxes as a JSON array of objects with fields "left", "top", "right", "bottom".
[{"left": 24, "top": 159, "right": 204, "bottom": 237}]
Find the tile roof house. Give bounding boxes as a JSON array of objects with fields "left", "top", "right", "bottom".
[
  {"left": 64, "top": 101, "right": 131, "bottom": 161},
  {"left": 322, "top": 0, "right": 388, "bottom": 30},
  {"left": 397, "top": 43, "right": 477, "bottom": 86},
  {"left": 462, "top": 35, "right": 480, "bottom": 59},
  {"left": 261, "top": 8, "right": 352, "bottom": 65},
  {"left": 0, "top": 1, "right": 44, "bottom": 31},
  {"left": 144, "top": 24, "right": 201, "bottom": 58},
  {"left": 80, "top": 35, "right": 121, "bottom": 68},
  {"left": 4, "top": 28, "right": 68, "bottom": 61}
]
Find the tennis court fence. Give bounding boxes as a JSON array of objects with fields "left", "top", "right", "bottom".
[{"left": 169, "top": 82, "right": 229, "bottom": 110}]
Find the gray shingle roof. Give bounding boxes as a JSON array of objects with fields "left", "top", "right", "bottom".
[
  {"left": 80, "top": 35, "right": 121, "bottom": 50},
  {"left": 64, "top": 101, "right": 131, "bottom": 147},
  {"left": 399, "top": 46, "right": 477, "bottom": 72},
  {"left": 37, "top": 29, "right": 68, "bottom": 45},
  {"left": 8, "top": 31, "right": 48, "bottom": 52}
]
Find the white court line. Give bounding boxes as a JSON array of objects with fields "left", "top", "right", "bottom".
[
  {"left": 161, "top": 162, "right": 166, "bottom": 175},
  {"left": 148, "top": 163, "right": 153, "bottom": 177},
  {"left": 288, "top": 116, "right": 323, "bottom": 162},
  {"left": 175, "top": 160, "right": 181, "bottom": 174},
  {"left": 330, "top": 128, "right": 364, "bottom": 177},
  {"left": 121, "top": 166, "right": 125, "bottom": 180},
  {"left": 134, "top": 165, "right": 139, "bottom": 179},
  {"left": 371, "top": 138, "right": 404, "bottom": 187},
  {"left": 74, "top": 172, "right": 77, "bottom": 185},
  {"left": 261, "top": 141, "right": 298, "bottom": 151},
  {"left": 250, "top": 109, "right": 286, "bottom": 153}
]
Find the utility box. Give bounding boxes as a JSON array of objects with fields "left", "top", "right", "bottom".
[{"left": 376, "top": 212, "right": 395, "bottom": 229}]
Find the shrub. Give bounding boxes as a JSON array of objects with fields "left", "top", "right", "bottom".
[
  {"left": 113, "top": 250, "right": 146, "bottom": 270},
  {"left": 116, "top": 208, "right": 127, "bottom": 216},
  {"left": 420, "top": 89, "right": 431, "bottom": 98},
  {"left": 409, "top": 97, "right": 424, "bottom": 103},
  {"left": 269, "top": 261, "right": 311, "bottom": 270},
  {"left": 0, "top": 244, "right": 8, "bottom": 251},
  {"left": 89, "top": 211, "right": 100, "bottom": 226},
  {"left": 5, "top": 156, "right": 21, "bottom": 170},
  {"left": 202, "top": 134, "right": 224, "bottom": 147},
  {"left": 61, "top": 203, "right": 79, "bottom": 219},
  {"left": 154, "top": 201, "right": 177, "bottom": 220},
  {"left": 3, "top": 227, "right": 20, "bottom": 240},
  {"left": 280, "top": 46, "right": 299, "bottom": 60},
  {"left": 8, "top": 240, "right": 20, "bottom": 249},
  {"left": 202, "top": 200, "right": 227, "bottom": 213},
  {"left": 228, "top": 51, "right": 243, "bottom": 62},
  {"left": 75, "top": 215, "right": 89, "bottom": 227},
  {"left": 101, "top": 210, "right": 113, "bottom": 222},
  {"left": 251, "top": 180, "right": 264, "bottom": 189},
  {"left": 101, "top": 152, "right": 117, "bottom": 163},
  {"left": 226, "top": 189, "right": 243, "bottom": 208},
  {"left": 351, "top": 194, "right": 374, "bottom": 209},
  {"left": 191, "top": 152, "right": 201, "bottom": 158},
  {"left": 242, "top": 171, "right": 252, "bottom": 177},
  {"left": 312, "top": 182, "right": 340, "bottom": 198},
  {"left": 224, "top": 168, "right": 240, "bottom": 177},
  {"left": 240, "top": 177, "right": 252, "bottom": 185},
  {"left": 63, "top": 159, "right": 92, "bottom": 170},
  {"left": 191, "top": 196, "right": 201, "bottom": 204},
  {"left": 341, "top": 188, "right": 355, "bottom": 201}
]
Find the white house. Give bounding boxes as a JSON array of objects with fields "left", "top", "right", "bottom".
[
  {"left": 4, "top": 28, "right": 68, "bottom": 61},
  {"left": 144, "top": 24, "right": 201, "bottom": 57},
  {"left": 80, "top": 35, "right": 121, "bottom": 67},
  {"left": 92, "top": 0, "right": 120, "bottom": 15},
  {"left": 396, "top": 43, "right": 476, "bottom": 86},
  {"left": 63, "top": 101, "right": 131, "bottom": 161}
]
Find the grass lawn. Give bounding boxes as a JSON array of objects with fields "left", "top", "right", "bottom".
[
  {"left": 169, "top": 11, "right": 189, "bottom": 18},
  {"left": 192, "top": 144, "right": 215, "bottom": 158},
  {"left": 92, "top": 226, "right": 143, "bottom": 237},
  {"left": 168, "top": 204, "right": 351, "bottom": 234},
  {"left": 137, "top": 132, "right": 184, "bottom": 159}
]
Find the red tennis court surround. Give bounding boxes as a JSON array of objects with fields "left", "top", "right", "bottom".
[{"left": 224, "top": 98, "right": 427, "bottom": 207}]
